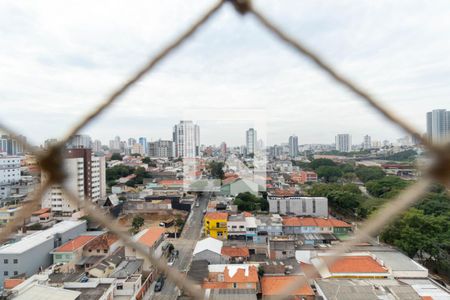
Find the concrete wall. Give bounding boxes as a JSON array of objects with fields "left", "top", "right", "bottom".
[{"left": 193, "top": 250, "right": 227, "bottom": 264}]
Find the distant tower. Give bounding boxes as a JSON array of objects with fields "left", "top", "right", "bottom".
[
  {"left": 335, "top": 134, "right": 352, "bottom": 152},
  {"left": 427, "top": 109, "right": 450, "bottom": 144},
  {"left": 288, "top": 135, "right": 299, "bottom": 158},
  {"left": 246, "top": 128, "right": 257, "bottom": 155},
  {"left": 363, "top": 135, "right": 371, "bottom": 150},
  {"left": 173, "top": 121, "right": 200, "bottom": 158}
]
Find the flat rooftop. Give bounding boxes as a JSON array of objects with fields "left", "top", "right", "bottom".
[
  {"left": 372, "top": 251, "right": 427, "bottom": 272},
  {"left": 0, "top": 220, "right": 86, "bottom": 254}
]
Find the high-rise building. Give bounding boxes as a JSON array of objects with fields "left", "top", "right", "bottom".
[
  {"left": 42, "top": 148, "right": 106, "bottom": 217},
  {"left": 173, "top": 121, "right": 200, "bottom": 158},
  {"left": 246, "top": 128, "right": 257, "bottom": 155},
  {"left": 335, "top": 134, "right": 352, "bottom": 152},
  {"left": 93, "top": 140, "right": 103, "bottom": 153},
  {"left": 427, "top": 109, "right": 450, "bottom": 144},
  {"left": 0, "top": 156, "right": 21, "bottom": 185},
  {"left": 0, "top": 135, "right": 25, "bottom": 155},
  {"left": 148, "top": 140, "right": 173, "bottom": 158},
  {"left": 131, "top": 143, "right": 145, "bottom": 155},
  {"left": 220, "top": 142, "right": 227, "bottom": 156},
  {"left": 288, "top": 135, "right": 299, "bottom": 158},
  {"left": 363, "top": 135, "right": 372, "bottom": 150},
  {"left": 139, "top": 137, "right": 148, "bottom": 155},
  {"left": 67, "top": 134, "right": 92, "bottom": 149},
  {"left": 128, "top": 138, "right": 137, "bottom": 147}
]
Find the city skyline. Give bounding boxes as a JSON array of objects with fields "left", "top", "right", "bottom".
[{"left": 1, "top": 1, "right": 450, "bottom": 146}]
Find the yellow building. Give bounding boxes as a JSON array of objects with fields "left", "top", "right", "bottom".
[{"left": 204, "top": 212, "right": 228, "bottom": 239}]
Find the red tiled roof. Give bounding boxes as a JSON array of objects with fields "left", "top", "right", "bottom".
[
  {"left": 4, "top": 278, "right": 24, "bottom": 289},
  {"left": 327, "top": 256, "right": 388, "bottom": 273},
  {"left": 53, "top": 235, "right": 97, "bottom": 252},
  {"left": 206, "top": 266, "right": 259, "bottom": 285},
  {"left": 38, "top": 213, "right": 50, "bottom": 218},
  {"left": 158, "top": 180, "right": 183, "bottom": 185},
  {"left": 282, "top": 217, "right": 351, "bottom": 228},
  {"left": 32, "top": 208, "right": 50, "bottom": 216},
  {"left": 84, "top": 233, "right": 119, "bottom": 251},
  {"left": 261, "top": 276, "right": 314, "bottom": 296},
  {"left": 222, "top": 177, "right": 238, "bottom": 185},
  {"left": 221, "top": 246, "right": 250, "bottom": 257},
  {"left": 329, "top": 218, "right": 352, "bottom": 228},
  {"left": 137, "top": 227, "right": 165, "bottom": 247},
  {"left": 242, "top": 211, "right": 253, "bottom": 217},
  {"left": 205, "top": 212, "right": 228, "bottom": 220}
]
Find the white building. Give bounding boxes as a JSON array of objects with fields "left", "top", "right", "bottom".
[
  {"left": 66, "top": 134, "right": 92, "bottom": 149},
  {"left": 173, "top": 121, "right": 200, "bottom": 158},
  {"left": 42, "top": 149, "right": 106, "bottom": 217},
  {"left": 0, "top": 156, "right": 21, "bottom": 186},
  {"left": 268, "top": 196, "right": 328, "bottom": 217},
  {"left": 131, "top": 143, "right": 145, "bottom": 156},
  {"left": 335, "top": 134, "right": 352, "bottom": 152},
  {"left": 246, "top": 128, "right": 257, "bottom": 155},
  {"left": 427, "top": 109, "right": 450, "bottom": 144},
  {"left": 363, "top": 135, "right": 372, "bottom": 150}
]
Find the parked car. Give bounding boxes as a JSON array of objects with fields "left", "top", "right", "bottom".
[{"left": 154, "top": 276, "right": 165, "bottom": 292}]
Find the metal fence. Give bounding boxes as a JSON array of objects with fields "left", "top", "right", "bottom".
[{"left": 1, "top": 0, "right": 449, "bottom": 299}]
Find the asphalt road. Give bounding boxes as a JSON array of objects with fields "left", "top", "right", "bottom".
[{"left": 145, "top": 192, "right": 210, "bottom": 300}]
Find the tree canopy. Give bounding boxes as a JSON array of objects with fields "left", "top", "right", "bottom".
[
  {"left": 355, "top": 166, "right": 385, "bottom": 183},
  {"left": 316, "top": 166, "right": 343, "bottom": 183},
  {"left": 234, "top": 192, "right": 268, "bottom": 212},
  {"left": 365, "top": 176, "right": 409, "bottom": 198},
  {"left": 111, "top": 153, "right": 123, "bottom": 161}
]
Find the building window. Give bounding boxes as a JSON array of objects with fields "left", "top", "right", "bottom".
[
  {"left": 13, "top": 259, "right": 18, "bottom": 264},
  {"left": 3, "top": 271, "right": 8, "bottom": 276},
  {"left": 233, "top": 283, "right": 237, "bottom": 289},
  {"left": 117, "top": 283, "right": 123, "bottom": 290},
  {"left": 13, "top": 271, "right": 18, "bottom": 276},
  {"left": 313, "top": 199, "right": 316, "bottom": 214},
  {"left": 4, "top": 259, "right": 8, "bottom": 264},
  {"left": 104, "top": 249, "right": 108, "bottom": 253}
]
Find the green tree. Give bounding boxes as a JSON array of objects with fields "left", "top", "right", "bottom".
[
  {"left": 234, "top": 192, "right": 267, "bottom": 212},
  {"left": 131, "top": 216, "right": 145, "bottom": 233},
  {"left": 365, "top": 176, "right": 409, "bottom": 198},
  {"left": 355, "top": 166, "right": 385, "bottom": 183},
  {"left": 310, "top": 158, "right": 336, "bottom": 170},
  {"left": 316, "top": 166, "right": 343, "bottom": 182},
  {"left": 209, "top": 161, "right": 225, "bottom": 180},
  {"left": 111, "top": 153, "right": 123, "bottom": 161}
]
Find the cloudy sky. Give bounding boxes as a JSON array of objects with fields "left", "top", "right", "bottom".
[{"left": 1, "top": 0, "right": 450, "bottom": 147}]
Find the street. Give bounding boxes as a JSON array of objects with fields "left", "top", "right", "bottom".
[{"left": 145, "top": 192, "right": 210, "bottom": 300}]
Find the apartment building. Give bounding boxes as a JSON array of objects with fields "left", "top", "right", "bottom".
[
  {"left": 268, "top": 196, "right": 328, "bottom": 217},
  {"left": 42, "top": 148, "right": 106, "bottom": 217},
  {"left": 0, "top": 156, "right": 21, "bottom": 186}
]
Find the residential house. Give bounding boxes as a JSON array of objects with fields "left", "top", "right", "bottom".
[
  {"left": 125, "top": 227, "right": 165, "bottom": 270},
  {"left": 227, "top": 215, "right": 247, "bottom": 240},
  {"left": 202, "top": 264, "right": 259, "bottom": 291},
  {"left": 290, "top": 171, "right": 318, "bottom": 184},
  {"left": 268, "top": 237, "right": 296, "bottom": 260},
  {"left": 261, "top": 275, "right": 315, "bottom": 300},
  {"left": 51, "top": 235, "right": 98, "bottom": 264},
  {"left": 221, "top": 246, "right": 250, "bottom": 263},
  {"left": 282, "top": 217, "right": 352, "bottom": 241},
  {"left": 254, "top": 214, "right": 283, "bottom": 244},
  {"left": 204, "top": 212, "right": 228, "bottom": 239},
  {"left": 83, "top": 232, "right": 121, "bottom": 257}
]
